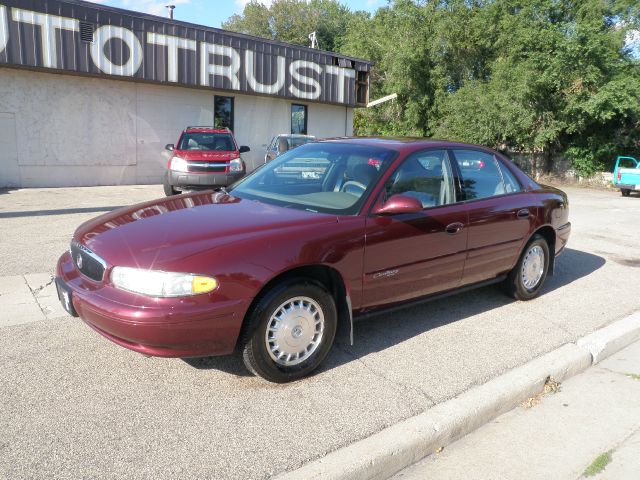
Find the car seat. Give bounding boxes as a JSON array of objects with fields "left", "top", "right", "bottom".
[{"left": 391, "top": 160, "right": 442, "bottom": 207}]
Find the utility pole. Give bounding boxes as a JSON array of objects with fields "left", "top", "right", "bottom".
[{"left": 166, "top": 5, "right": 175, "bottom": 19}]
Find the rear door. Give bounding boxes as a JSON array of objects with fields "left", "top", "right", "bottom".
[
  {"left": 362, "top": 149, "right": 468, "bottom": 308},
  {"left": 450, "top": 148, "right": 535, "bottom": 285}
]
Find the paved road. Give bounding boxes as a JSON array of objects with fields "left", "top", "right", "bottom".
[
  {"left": 0, "top": 185, "right": 639, "bottom": 479},
  {"left": 393, "top": 339, "right": 640, "bottom": 480}
]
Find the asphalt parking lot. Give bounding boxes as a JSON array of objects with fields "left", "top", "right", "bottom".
[{"left": 1, "top": 184, "right": 639, "bottom": 479}]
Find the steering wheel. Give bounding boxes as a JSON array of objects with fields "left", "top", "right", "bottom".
[{"left": 341, "top": 180, "right": 367, "bottom": 195}]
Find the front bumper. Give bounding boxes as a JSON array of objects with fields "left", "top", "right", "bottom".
[
  {"left": 168, "top": 170, "right": 244, "bottom": 189},
  {"left": 56, "top": 251, "right": 249, "bottom": 358}
]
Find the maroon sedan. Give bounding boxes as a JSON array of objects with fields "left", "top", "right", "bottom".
[{"left": 56, "top": 138, "right": 571, "bottom": 382}]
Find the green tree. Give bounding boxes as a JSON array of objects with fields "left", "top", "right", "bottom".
[
  {"left": 222, "top": 0, "right": 356, "bottom": 52},
  {"left": 223, "top": 0, "right": 640, "bottom": 176}
]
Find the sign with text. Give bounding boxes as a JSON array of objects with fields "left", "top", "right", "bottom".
[{"left": 0, "top": 0, "right": 370, "bottom": 106}]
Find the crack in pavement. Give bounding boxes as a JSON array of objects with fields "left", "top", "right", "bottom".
[
  {"left": 30, "top": 275, "right": 55, "bottom": 295},
  {"left": 572, "top": 420, "right": 640, "bottom": 480},
  {"left": 334, "top": 342, "right": 436, "bottom": 405},
  {"left": 22, "top": 275, "right": 51, "bottom": 319}
]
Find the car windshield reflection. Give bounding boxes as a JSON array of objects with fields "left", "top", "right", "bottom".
[{"left": 231, "top": 143, "right": 397, "bottom": 215}]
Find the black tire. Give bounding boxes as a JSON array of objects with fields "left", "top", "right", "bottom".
[
  {"left": 241, "top": 279, "right": 337, "bottom": 383},
  {"left": 503, "top": 234, "right": 550, "bottom": 301},
  {"left": 163, "top": 172, "right": 179, "bottom": 196},
  {"left": 621, "top": 189, "right": 631, "bottom": 197}
]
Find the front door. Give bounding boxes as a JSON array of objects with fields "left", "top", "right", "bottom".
[{"left": 362, "top": 149, "right": 468, "bottom": 309}]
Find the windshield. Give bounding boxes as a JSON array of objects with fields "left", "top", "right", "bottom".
[
  {"left": 179, "top": 132, "right": 235, "bottom": 151},
  {"left": 289, "top": 136, "right": 315, "bottom": 148},
  {"left": 231, "top": 142, "right": 397, "bottom": 215}
]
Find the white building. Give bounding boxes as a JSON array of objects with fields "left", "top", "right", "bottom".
[{"left": 0, "top": 0, "right": 371, "bottom": 188}]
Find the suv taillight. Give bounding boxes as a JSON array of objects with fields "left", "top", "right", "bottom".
[{"left": 617, "top": 170, "right": 621, "bottom": 182}]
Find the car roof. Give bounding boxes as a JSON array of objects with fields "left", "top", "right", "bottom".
[
  {"left": 183, "top": 127, "right": 233, "bottom": 134},
  {"left": 276, "top": 134, "right": 316, "bottom": 138},
  {"left": 316, "top": 137, "right": 500, "bottom": 155}
]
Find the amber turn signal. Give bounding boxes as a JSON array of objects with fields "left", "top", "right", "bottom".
[{"left": 192, "top": 276, "right": 218, "bottom": 294}]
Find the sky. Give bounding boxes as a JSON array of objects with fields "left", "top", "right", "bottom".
[{"left": 85, "top": 0, "right": 384, "bottom": 28}]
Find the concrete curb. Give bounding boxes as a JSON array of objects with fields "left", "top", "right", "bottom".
[
  {"left": 577, "top": 311, "right": 640, "bottom": 363},
  {"left": 276, "top": 312, "right": 640, "bottom": 480}
]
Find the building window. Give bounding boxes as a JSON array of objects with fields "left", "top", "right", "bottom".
[
  {"left": 356, "top": 71, "right": 369, "bottom": 105},
  {"left": 214, "top": 96, "right": 234, "bottom": 130},
  {"left": 291, "top": 104, "right": 307, "bottom": 135}
]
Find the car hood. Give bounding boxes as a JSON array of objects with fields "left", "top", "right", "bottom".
[
  {"left": 74, "top": 191, "right": 337, "bottom": 270},
  {"left": 173, "top": 150, "right": 236, "bottom": 161}
]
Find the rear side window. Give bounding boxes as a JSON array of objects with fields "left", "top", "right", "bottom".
[
  {"left": 179, "top": 133, "right": 235, "bottom": 151},
  {"left": 452, "top": 149, "right": 506, "bottom": 200},
  {"left": 618, "top": 158, "right": 638, "bottom": 169},
  {"left": 497, "top": 162, "right": 522, "bottom": 193}
]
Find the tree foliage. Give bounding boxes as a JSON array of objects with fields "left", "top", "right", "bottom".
[
  {"left": 222, "top": 0, "right": 354, "bottom": 52},
  {"left": 224, "top": 0, "right": 640, "bottom": 176}
]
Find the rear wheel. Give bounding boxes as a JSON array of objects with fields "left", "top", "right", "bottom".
[
  {"left": 163, "top": 172, "right": 179, "bottom": 196},
  {"left": 503, "top": 235, "right": 550, "bottom": 301},
  {"left": 621, "top": 189, "right": 631, "bottom": 197},
  {"left": 241, "top": 280, "right": 337, "bottom": 383}
]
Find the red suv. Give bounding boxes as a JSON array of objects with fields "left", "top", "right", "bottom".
[{"left": 163, "top": 127, "right": 250, "bottom": 196}]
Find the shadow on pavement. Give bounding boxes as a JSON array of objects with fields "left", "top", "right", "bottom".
[
  {"left": 182, "top": 355, "right": 252, "bottom": 377},
  {"left": 0, "top": 205, "right": 125, "bottom": 218},
  {"left": 184, "top": 248, "right": 605, "bottom": 378},
  {"left": 542, "top": 247, "right": 607, "bottom": 292}
]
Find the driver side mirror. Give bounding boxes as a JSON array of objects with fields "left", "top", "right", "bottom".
[
  {"left": 372, "top": 194, "right": 423, "bottom": 215},
  {"left": 165, "top": 144, "right": 174, "bottom": 151},
  {"left": 239, "top": 145, "right": 251, "bottom": 154}
]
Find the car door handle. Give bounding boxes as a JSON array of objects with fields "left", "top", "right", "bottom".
[
  {"left": 517, "top": 208, "right": 530, "bottom": 218},
  {"left": 445, "top": 222, "right": 464, "bottom": 234}
]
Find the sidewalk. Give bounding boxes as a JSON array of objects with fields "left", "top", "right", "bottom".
[{"left": 393, "top": 340, "right": 640, "bottom": 480}]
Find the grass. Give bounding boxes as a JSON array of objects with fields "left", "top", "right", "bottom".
[
  {"left": 583, "top": 451, "right": 612, "bottom": 477},
  {"left": 625, "top": 373, "right": 640, "bottom": 381}
]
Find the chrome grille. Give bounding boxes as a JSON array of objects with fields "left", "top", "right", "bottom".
[
  {"left": 70, "top": 240, "right": 106, "bottom": 281},
  {"left": 188, "top": 161, "right": 227, "bottom": 173}
]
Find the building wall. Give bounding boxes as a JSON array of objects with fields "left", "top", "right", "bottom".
[{"left": 0, "top": 68, "right": 354, "bottom": 187}]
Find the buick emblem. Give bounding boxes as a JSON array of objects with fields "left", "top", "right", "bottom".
[{"left": 76, "top": 254, "right": 83, "bottom": 269}]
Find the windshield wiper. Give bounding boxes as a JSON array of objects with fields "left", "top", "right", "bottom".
[{"left": 215, "top": 186, "right": 230, "bottom": 194}]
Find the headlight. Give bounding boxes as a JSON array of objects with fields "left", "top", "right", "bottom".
[
  {"left": 111, "top": 267, "right": 218, "bottom": 297},
  {"left": 170, "top": 157, "right": 188, "bottom": 172},
  {"left": 229, "top": 158, "right": 243, "bottom": 172}
]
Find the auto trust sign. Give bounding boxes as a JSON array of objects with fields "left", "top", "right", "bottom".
[{"left": 0, "top": 0, "right": 370, "bottom": 107}]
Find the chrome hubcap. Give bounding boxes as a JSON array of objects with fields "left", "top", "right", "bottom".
[
  {"left": 521, "top": 245, "right": 545, "bottom": 290},
  {"left": 265, "top": 296, "right": 325, "bottom": 366}
]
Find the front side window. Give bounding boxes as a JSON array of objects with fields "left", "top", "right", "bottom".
[
  {"left": 214, "top": 96, "right": 234, "bottom": 130},
  {"left": 452, "top": 149, "right": 506, "bottom": 200},
  {"left": 291, "top": 104, "right": 307, "bottom": 134},
  {"left": 178, "top": 132, "right": 235, "bottom": 151},
  {"left": 231, "top": 142, "right": 397, "bottom": 215},
  {"left": 383, "top": 150, "right": 456, "bottom": 208}
]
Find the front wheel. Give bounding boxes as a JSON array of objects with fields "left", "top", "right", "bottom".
[
  {"left": 621, "top": 189, "right": 631, "bottom": 197},
  {"left": 503, "top": 235, "right": 550, "bottom": 301},
  {"left": 241, "top": 280, "right": 337, "bottom": 383},
  {"left": 163, "top": 172, "right": 179, "bottom": 196}
]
